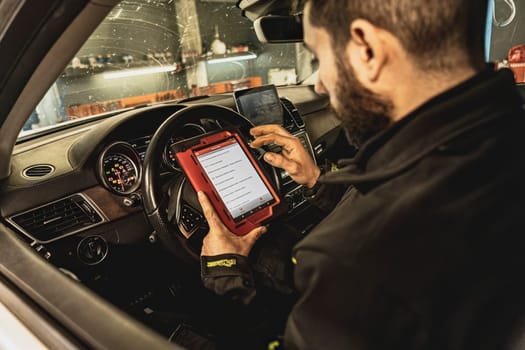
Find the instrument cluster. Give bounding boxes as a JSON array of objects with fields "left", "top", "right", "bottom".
[{"left": 98, "top": 123, "right": 206, "bottom": 195}]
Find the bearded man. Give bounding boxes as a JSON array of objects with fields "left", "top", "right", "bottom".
[{"left": 197, "top": 0, "right": 525, "bottom": 349}]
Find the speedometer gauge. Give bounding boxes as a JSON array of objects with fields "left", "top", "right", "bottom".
[
  {"left": 98, "top": 142, "right": 142, "bottom": 195},
  {"left": 102, "top": 154, "right": 138, "bottom": 193}
]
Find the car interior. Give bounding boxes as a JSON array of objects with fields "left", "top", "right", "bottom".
[
  {"left": 0, "top": 0, "right": 524, "bottom": 349},
  {"left": 0, "top": 0, "right": 355, "bottom": 348}
]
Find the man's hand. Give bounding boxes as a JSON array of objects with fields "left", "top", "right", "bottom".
[
  {"left": 250, "top": 124, "right": 321, "bottom": 188},
  {"left": 198, "top": 191, "right": 267, "bottom": 257}
]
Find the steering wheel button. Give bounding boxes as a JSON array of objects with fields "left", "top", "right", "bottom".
[{"left": 182, "top": 219, "right": 193, "bottom": 231}]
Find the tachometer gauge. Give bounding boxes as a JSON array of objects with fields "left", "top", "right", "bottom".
[
  {"left": 163, "top": 136, "right": 180, "bottom": 170},
  {"left": 163, "top": 123, "right": 206, "bottom": 171},
  {"left": 98, "top": 142, "right": 141, "bottom": 195}
]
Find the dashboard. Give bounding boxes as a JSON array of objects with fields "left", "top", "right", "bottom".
[
  {"left": 2, "top": 85, "right": 341, "bottom": 281},
  {"left": 94, "top": 93, "right": 316, "bottom": 214}
]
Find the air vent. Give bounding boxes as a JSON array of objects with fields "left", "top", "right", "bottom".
[
  {"left": 281, "top": 98, "right": 306, "bottom": 128},
  {"left": 22, "top": 164, "right": 54, "bottom": 178},
  {"left": 9, "top": 194, "right": 104, "bottom": 243}
]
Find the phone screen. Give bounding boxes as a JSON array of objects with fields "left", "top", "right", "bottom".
[{"left": 195, "top": 137, "right": 275, "bottom": 221}]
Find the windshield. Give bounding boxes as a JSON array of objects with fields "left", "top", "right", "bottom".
[{"left": 19, "top": 0, "right": 315, "bottom": 139}]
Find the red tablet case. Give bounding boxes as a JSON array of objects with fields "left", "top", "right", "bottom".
[{"left": 174, "top": 130, "right": 280, "bottom": 235}]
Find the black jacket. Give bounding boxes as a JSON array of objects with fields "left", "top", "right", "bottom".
[
  {"left": 285, "top": 68, "right": 525, "bottom": 350},
  {"left": 202, "top": 68, "right": 525, "bottom": 349}
]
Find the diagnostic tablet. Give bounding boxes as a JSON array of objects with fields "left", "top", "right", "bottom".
[{"left": 172, "top": 130, "right": 280, "bottom": 236}]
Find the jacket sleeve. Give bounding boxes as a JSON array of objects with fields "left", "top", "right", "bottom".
[
  {"left": 303, "top": 161, "right": 350, "bottom": 213},
  {"left": 201, "top": 254, "right": 256, "bottom": 305},
  {"left": 303, "top": 182, "right": 349, "bottom": 213}
]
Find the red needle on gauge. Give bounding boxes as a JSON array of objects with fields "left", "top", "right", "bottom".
[{"left": 116, "top": 170, "right": 125, "bottom": 191}]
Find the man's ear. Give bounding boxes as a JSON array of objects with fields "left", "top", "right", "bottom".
[{"left": 347, "top": 19, "right": 388, "bottom": 82}]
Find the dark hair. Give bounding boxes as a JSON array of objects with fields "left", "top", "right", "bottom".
[{"left": 298, "top": 0, "right": 488, "bottom": 71}]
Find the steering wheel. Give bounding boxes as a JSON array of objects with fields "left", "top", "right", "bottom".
[{"left": 142, "top": 104, "right": 280, "bottom": 261}]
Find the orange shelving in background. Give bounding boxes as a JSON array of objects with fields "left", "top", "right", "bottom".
[{"left": 65, "top": 76, "right": 262, "bottom": 119}]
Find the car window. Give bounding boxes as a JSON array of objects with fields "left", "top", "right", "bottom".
[
  {"left": 488, "top": 0, "right": 525, "bottom": 76},
  {"left": 19, "top": 0, "right": 315, "bottom": 139}
]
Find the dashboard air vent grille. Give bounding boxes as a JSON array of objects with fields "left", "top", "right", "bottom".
[
  {"left": 280, "top": 98, "right": 305, "bottom": 128},
  {"left": 10, "top": 194, "right": 104, "bottom": 243},
  {"left": 23, "top": 164, "right": 54, "bottom": 178}
]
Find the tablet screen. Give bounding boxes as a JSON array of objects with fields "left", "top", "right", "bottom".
[
  {"left": 234, "top": 85, "right": 283, "bottom": 125},
  {"left": 195, "top": 137, "right": 275, "bottom": 221}
]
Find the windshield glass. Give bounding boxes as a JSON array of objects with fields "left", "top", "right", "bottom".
[{"left": 19, "top": 0, "right": 315, "bottom": 139}]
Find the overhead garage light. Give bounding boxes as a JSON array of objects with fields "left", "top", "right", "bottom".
[
  {"left": 207, "top": 52, "right": 257, "bottom": 65},
  {"left": 103, "top": 65, "right": 177, "bottom": 79}
]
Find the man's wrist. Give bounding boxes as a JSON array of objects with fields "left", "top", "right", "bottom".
[
  {"left": 306, "top": 167, "right": 322, "bottom": 189},
  {"left": 200, "top": 254, "right": 256, "bottom": 304},
  {"left": 303, "top": 181, "right": 322, "bottom": 199},
  {"left": 201, "top": 254, "right": 252, "bottom": 277},
  {"left": 303, "top": 166, "right": 325, "bottom": 199}
]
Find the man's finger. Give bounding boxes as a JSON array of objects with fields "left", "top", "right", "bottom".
[
  {"left": 242, "top": 225, "right": 267, "bottom": 247},
  {"left": 263, "top": 152, "right": 295, "bottom": 170},
  {"left": 250, "top": 124, "right": 290, "bottom": 138},
  {"left": 250, "top": 133, "right": 294, "bottom": 148}
]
